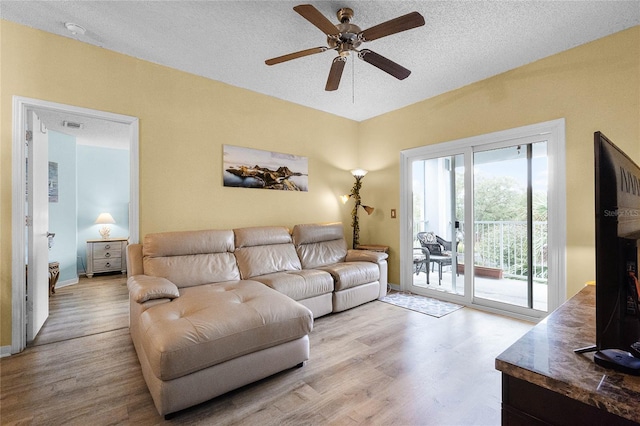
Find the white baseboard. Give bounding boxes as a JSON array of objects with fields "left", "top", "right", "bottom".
[
  {"left": 388, "top": 283, "right": 401, "bottom": 292},
  {"left": 55, "top": 277, "right": 79, "bottom": 290},
  {"left": 1, "top": 345, "right": 12, "bottom": 358}
]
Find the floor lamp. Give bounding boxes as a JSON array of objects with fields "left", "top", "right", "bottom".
[{"left": 341, "top": 169, "right": 374, "bottom": 249}]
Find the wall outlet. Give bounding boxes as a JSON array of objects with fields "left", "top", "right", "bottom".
[{"left": 391, "top": 209, "right": 397, "bottom": 219}]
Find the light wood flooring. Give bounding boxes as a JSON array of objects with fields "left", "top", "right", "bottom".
[
  {"left": 1, "top": 278, "right": 533, "bottom": 425},
  {"left": 31, "top": 274, "right": 129, "bottom": 346}
]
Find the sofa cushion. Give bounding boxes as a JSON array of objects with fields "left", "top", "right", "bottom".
[
  {"left": 142, "top": 229, "right": 240, "bottom": 288},
  {"left": 144, "top": 253, "right": 240, "bottom": 288},
  {"left": 127, "top": 275, "right": 180, "bottom": 303},
  {"left": 234, "top": 226, "right": 292, "bottom": 248},
  {"left": 234, "top": 226, "right": 302, "bottom": 279},
  {"left": 252, "top": 270, "right": 334, "bottom": 301},
  {"left": 292, "top": 222, "right": 344, "bottom": 245},
  {"left": 143, "top": 229, "right": 235, "bottom": 257},
  {"left": 235, "top": 245, "right": 302, "bottom": 279},
  {"left": 346, "top": 249, "right": 388, "bottom": 263},
  {"left": 318, "top": 262, "right": 380, "bottom": 291},
  {"left": 139, "top": 280, "right": 313, "bottom": 381},
  {"left": 292, "top": 223, "right": 347, "bottom": 269}
]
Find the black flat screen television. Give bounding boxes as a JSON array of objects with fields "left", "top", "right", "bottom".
[{"left": 579, "top": 132, "right": 640, "bottom": 375}]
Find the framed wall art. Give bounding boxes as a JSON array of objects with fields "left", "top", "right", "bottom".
[
  {"left": 48, "top": 161, "right": 58, "bottom": 202},
  {"left": 223, "top": 145, "right": 308, "bottom": 191}
]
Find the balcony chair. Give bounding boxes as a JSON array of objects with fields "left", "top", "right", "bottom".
[
  {"left": 416, "top": 232, "right": 455, "bottom": 285},
  {"left": 413, "top": 248, "right": 428, "bottom": 278}
]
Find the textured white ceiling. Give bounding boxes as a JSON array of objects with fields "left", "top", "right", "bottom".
[
  {"left": 34, "top": 109, "right": 131, "bottom": 150},
  {"left": 3, "top": 1, "right": 639, "bottom": 124}
]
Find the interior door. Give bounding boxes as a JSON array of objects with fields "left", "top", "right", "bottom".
[{"left": 26, "top": 110, "right": 49, "bottom": 341}]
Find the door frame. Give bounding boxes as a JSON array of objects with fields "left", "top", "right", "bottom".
[
  {"left": 406, "top": 147, "right": 470, "bottom": 299},
  {"left": 400, "top": 118, "right": 566, "bottom": 321},
  {"left": 11, "top": 96, "right": 140, "bottom": 354}
]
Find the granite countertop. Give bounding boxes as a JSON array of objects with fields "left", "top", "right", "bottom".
[{"left": 496, "top": 285, "right": 640, "bottom": 423}]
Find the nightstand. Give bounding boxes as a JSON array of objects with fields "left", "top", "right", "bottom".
[{"left": 86, "top": 237, "right": 128, "bottom": 278}]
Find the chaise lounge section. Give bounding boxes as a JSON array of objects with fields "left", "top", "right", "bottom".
[{"left": 127, "top": 229, "right": 312, "bottom": 417}]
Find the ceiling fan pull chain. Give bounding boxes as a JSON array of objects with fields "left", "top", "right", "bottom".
[{"left": 352, "top": 56, "right": 355, "bottom": 104}]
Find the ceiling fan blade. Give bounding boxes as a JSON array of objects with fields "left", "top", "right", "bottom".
[
  {"left": 359, "top": 11, "right": 425, "bottom": 42},
  {"left": 325, "top": 56, "right": 347, "bottom": 91},
  {"left": 294, "top": 4, "right": 340, "bottom": 37},
  {"left": 358, "top": 49, "right": 411, "bottom": 80},
  {"left": 265, "top": 47, "right": 328, "bottom": 65}
]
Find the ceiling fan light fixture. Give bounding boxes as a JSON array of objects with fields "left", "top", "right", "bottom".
[{"left": 265, "top": 5, "right": 425, "bottom": 91}]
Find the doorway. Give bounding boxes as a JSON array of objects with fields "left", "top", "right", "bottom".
[
  {"left": 411, "top": 154, "right": 464, "bottom": 296},
  {"left": 401, "top": 119, "right": 566, "bottom": 321},
  {"left": 11, "top": 97, "right": 139, "bottom": 354}
]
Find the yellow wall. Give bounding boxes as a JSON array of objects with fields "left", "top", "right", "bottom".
[
  {"left": 359, "top": 26, "right": 640, "bottom": 296},
  {"left": 1, "top": 20, "right": 639, "bottom": 347},
  {"left": 0, "top": 20, "right": 358, "bottom": 346}
]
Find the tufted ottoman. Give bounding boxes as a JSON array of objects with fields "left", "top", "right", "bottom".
[{"left": 132, "top": 279, "right": 312, "bottom": 416}]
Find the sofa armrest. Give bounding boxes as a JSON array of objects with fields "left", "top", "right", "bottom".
[
  {"left": 127, "top": 243, "right": 144, "bottom": 277},
  {"left": 127, "top": 275, "right": 180, "bottom": 303},
  {"left": 346, "top": 249, "right": 388, "bottom": 263}
]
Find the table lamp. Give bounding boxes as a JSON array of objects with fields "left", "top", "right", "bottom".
[{"left": 95, "top": 212, "right": 115, "bottom": 239}]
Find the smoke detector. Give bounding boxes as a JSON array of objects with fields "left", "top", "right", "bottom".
[{"left": 64, "top": 22, "right": 86, "bottom": 36}]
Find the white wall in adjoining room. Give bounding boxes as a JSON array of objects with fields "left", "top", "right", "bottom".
[
  {"left": 76, "top": 145, "right": 130, "bottom": 274},
  {"left": 48, "top": 130, "right": 78, "bottom": 284}
]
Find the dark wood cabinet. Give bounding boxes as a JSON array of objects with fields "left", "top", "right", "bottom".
[{"left": 496, "top": 286, "right": 640, "bottom": 425}]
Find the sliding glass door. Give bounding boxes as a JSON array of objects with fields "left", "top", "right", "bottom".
[
  {"left": 411, "top": 154, "right": 465, "bottom": 297},
  {"left": 401, "top": 120, "right": 566, "bottom": 320},
  {"left": 472, "top": 142, "right": 548, "bottom": 311}
]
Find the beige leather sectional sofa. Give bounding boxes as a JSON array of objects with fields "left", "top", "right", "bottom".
[{"left": 126, "top": 222, "right": 388, "bottom": 417}]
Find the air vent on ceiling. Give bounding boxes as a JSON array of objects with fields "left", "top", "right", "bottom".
[{"left": 62, "top": 120, "right": 84, "bottom": 129}]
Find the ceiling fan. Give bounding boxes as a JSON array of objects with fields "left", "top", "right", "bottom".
[{"left": 265, "top": 4, "right": 425, "bottom": 91}]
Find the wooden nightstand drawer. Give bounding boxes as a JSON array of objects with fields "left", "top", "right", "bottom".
[
  {"left": 92, "top": 258, "right": 122, "bottom": 273},
  {"left": 92, "top": 241, "right": 122, "bottom": 252},
  {"left": 92, "top": 246, "right": 122, "bottom": 259}
]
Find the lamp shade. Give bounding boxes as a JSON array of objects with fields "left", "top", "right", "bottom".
[
  {"left": 350, "top": 169, "right": 368, "bottom": 178},
  {"left": 363, "top": 205, "right": 375, "bottom": 215},
  {"left": 95, "top": 212, "right": 116, "bottom": 224}
]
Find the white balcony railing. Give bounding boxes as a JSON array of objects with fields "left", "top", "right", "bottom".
[
  {"left": 473, "top": 221, "right": 547, "bottom": 282},
  {"left": 414, "top": 220, "right": 548, "bottom": 282}
]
